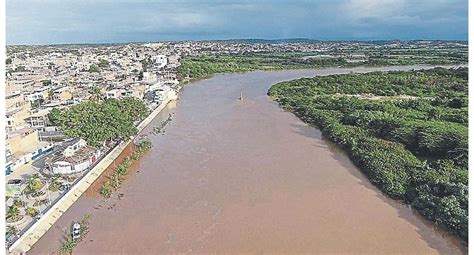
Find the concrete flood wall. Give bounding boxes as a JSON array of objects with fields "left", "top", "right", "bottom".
[
  {"left": 9, "top": 96, "right": 176, "bottom": 254},
  {"left": 85, "top": 142, "right": 137, "bottom": 197}
]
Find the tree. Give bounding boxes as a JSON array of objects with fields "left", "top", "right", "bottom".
[
  {"left": 53, "top": 98, "right": 148, "bottom": 147},
  {"left": 42, "top": 79, "right": 52, "bottom": 86},
  {"left": 88, "top": 65, "right": 100, "bottom": 73},
  {"left": 48, "top": 108, "right": 62, "bottom": 126},
  {"left": 6, "top": 58, "right": 12, "bottom": 64},
  {"left": 31, "top": 99, "right": 44, "bottom": 109}
]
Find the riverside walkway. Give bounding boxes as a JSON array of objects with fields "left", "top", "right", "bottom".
[{"left": 8, "top": 93, "right": 177, "bottom": 254}]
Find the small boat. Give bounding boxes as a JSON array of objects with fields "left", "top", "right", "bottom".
[
  {"left": 239, "top": 91, "right": 243, "bottom": 101},
  {"left": 71, "top": 222, "right": 81, "bottom": 240}
]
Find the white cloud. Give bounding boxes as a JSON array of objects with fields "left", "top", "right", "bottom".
[{"left": 341, "top": 0, "right": 406, "bottom": 20}]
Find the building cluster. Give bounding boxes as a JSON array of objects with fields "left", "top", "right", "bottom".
[
  {"left": 5, "top": 42, "right": 187, "bottom": 244},
  {"left": 179, "top": 39, "right": 463, "bottom": 53},
  {"left": 176, "top": 40, "right": 468, "bottom": 62},
  {"left": 5, "top": 43, "right": 182, "bottom": 178}
]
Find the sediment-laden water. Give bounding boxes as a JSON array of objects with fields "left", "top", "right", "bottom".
[{"left": 29, "top": 66, "right": 466, "bottom": 254}]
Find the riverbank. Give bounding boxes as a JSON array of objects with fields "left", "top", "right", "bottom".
[
  {"left": 28, "top": 65, "right": 466, "bottom": 255},
  {"left": 178, "top": 52, "right": 468, "bottom": 82},
  {"left": 8, "top": 95, "right": 177, "bottom": 254},
  {"left": 269, "top": 67, "right": 468, "bottom": 242},
  {"left": 179, "top": 63, "right": 468, "bottom": 86}
]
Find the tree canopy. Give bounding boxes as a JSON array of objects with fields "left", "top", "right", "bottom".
[
  {"left": 88, "top": 65, "right": 100, "bottom": 73},
  {"left": 51, "top": 98, "right": 149, "bottom": 147},
  {"left": 42, "top": 79, "right": 52, "bottom": 86},
  {"left": 178, "top": 50, "right": 467, "bottom": 81}
]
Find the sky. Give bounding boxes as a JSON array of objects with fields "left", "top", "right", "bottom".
[{"left": 6, "top": 0, "right": 468, "bottom": 45}]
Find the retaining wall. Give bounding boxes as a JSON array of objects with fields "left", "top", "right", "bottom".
[{"left": 9, "top": 96, "right": 175, "bottom": 254}]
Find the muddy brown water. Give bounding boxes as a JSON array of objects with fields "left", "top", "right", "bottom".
[{"left": 28, "top": 66, "right": 466, "bottom": 255}]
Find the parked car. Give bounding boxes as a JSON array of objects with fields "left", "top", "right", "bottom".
[
  {"left": 7, "top": 179, "right": 22, "bottom": 185},
  {"left": 59, "top": 182, "right": 71, "bottom": 192}
]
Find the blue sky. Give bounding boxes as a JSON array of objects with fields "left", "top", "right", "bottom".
[{"left": 7, "top": 0, "right": 468, "bottom": 45}]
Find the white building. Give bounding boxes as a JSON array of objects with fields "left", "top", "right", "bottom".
[
  {"left": 49, "top": 138, "right": 101, "bottom": 175},
  {"left": 106, "top": 89, "right": 121, "bottom": 99},
  {"left": 153, "top": 55, "right": 167, "bottom": 69}
]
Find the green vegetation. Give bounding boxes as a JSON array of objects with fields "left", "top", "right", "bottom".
[
  {"left": 59, "top": 214, "right": 91, "bottom": 254},
  {"left": 26, "top": 207, "right": 39, "bottom": 217},
  {"left": 50, "top": 98, "right": 149, "bottom": 147},
  {"left": 137, "top": 139, "right": 153, "bottom": 151},
  {"left": 13, "top": 199, "right": 23, "bottom": 208},
  {"left": 268, "top": 67, "right": 468, "bottom": 241},
  {"left": 6, "top": 205, "right": 22, "bottom": 223},
  {"left": 42, "top": 79, "right": 52, "bottom": 86},
  {"left": 48, "top": 108, "right": 61, "bottom": 125},
  {"left": 178, "top": 54, "right": 348, "bottom": 81},
  {"left": 99, "top": 139, "right": 153, "bottom": 199},
  {"left": 99, "top": 183, "right": 112, "bottom": 198},
  {"left": 98, "top": 59, "right": 109, "bottom": 68},
  {"left": 48, "top": 174, "right": 62, "bottom": 192},
  {"left": 25, "top": 174, "right": 45, "bottom": 194},
  {"left": 178, "top": 49, "right": 467, "bottom": 81},
  {"left": 88, "top": 65, "right": 100, "bottom": 73},
  {"left": 31, "top": 98, "right": 44, "bottom": 109},
  {"left": 365, "top": 48, "right": 467, "bottom": 66}
]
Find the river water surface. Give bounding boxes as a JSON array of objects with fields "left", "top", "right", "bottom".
[{"left": 29, "top": 66, "right": 466, "bottom": 254}]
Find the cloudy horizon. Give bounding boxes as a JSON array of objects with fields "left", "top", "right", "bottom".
[{"left": 7, "top": 0, "right": 468, "bottom": 45}]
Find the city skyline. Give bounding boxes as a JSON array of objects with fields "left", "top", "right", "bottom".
[{"left": 7, "top": 0, "right": 469, "bottom": 45}]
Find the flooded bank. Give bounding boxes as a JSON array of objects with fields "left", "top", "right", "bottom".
[{"left": 29, "top": 66, "right": 466, "bottom": 254}]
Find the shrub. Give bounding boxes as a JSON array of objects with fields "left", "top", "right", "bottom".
[{"left": 26, "top": 207, "right": 39, "bottom": 217}]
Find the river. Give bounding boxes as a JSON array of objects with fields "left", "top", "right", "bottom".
[{"left": 28, "top": 66, "right": 466, "bottom": 254}]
